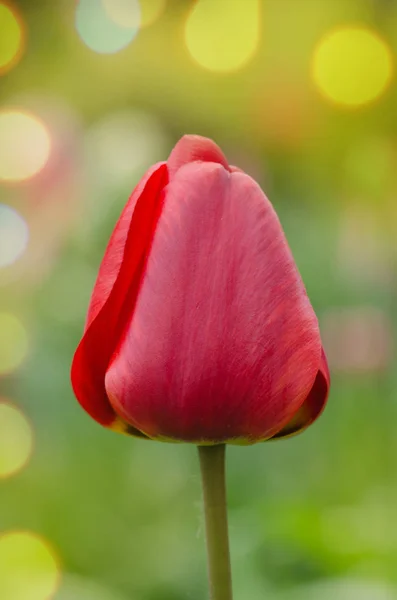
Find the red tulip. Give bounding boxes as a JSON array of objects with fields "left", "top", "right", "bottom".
[{"left": 71, "top": 135, "right": 329, "bottom": 444}]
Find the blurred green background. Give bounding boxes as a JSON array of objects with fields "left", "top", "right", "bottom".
[{"left": 1, "top": 0, "right": 397, "bottom": 599}]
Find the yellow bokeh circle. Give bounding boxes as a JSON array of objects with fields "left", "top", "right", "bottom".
[
  {"left": 312, "top": 26, "right": 393, "bottom": 107},
  {"left": 0, "top": 531, "right": 60, "bottom": 600},
  {"left": 0, "top": 110, "right": 51, "bottom": 182},
  {"left": 185, "top": 0, "right": 260, "bottom": 73},
  {"left": 139, "top": 0, "right": 166, "bottom": 27},
  {"left": 0, "top": 401, "right": 33, "bottom": 478},
  {"left": 0, "top": 3, "right": 24, "bottom": 74},
  {"left": 0, "top": 313, "right": 28, "bottom": 374}
]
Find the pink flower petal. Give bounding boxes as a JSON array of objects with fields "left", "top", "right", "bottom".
[
  {"left": 105, "top": 162, "right": 322, "bottom": 443},
  {"left": 270, "top": 348, "right": 330, "bottom": 440},
  {"left": 85, "top": 163, "right": 165, "bottom": 329},
  {"left": 71, "top": 163, "right": 168, "bottom": 427}
]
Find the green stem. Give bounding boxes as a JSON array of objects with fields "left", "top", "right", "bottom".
[{"left": 198, "top": 444, "right": 233, "bottom": 600}]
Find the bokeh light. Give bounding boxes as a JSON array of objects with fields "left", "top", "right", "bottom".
[
  {"left": 312, "top": 27, "right": 393, "bottom": 107},
  {"left": 337, "top": 205, "right": 392, "bottom": 286},
  {"left": 0, "top": 111, "right": 51, "bottom": 182},
  {"left": 0, "top": 205, "right": 29, "bottom": 269},
  {"left": 0, "top": 3, "right": 24, "bottom": 74},
  {"left": 0, "top": 531, "right": 60, "bottom": 600},
  {"left": 0, "top": 313, "right": 28, "bottom": 375},
  {"left": 76, "top": 0, "right": 140, "bottom": 54},
  {"left": 185, "top": 0, "right": 260, "bottom": 73},
  {"left": 0, "top": 402, "right": 33, "bottom": 478},
  {"left": 252, "top": 76, "right": 316, "bottom": 150},
  {"left": 85, "top": 110, "right": 168, "bottom": 187},
  {"left": 82, "top": 110, "right": 169, "bottom": 234},
  {"left": 102, "top": 0, "right": 165, "bottom": 28},
  {"left": 322, "top": 307, "right": 393, "bottom": 373}
]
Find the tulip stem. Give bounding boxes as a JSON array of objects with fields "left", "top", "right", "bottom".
[{"left": 198, "top": 444, "right": 233, "bottom": 600}]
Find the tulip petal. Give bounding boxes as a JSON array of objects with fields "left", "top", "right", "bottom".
[
  {"left": 167, "top": 134, "right": 230, "bottom": 178},
  {"left": 85, "top": 163, "right": 165, "bottom": 329},
  {"left": 105, "top": 162, "right": 323, "bottom": 443},
  {"left": 269, "top": 348, "right": 330, "bottom": 440},
  {"left": 71, "top": 163, "right": 168, "bottom": 428}
]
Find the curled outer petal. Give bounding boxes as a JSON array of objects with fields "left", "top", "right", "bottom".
[
  {"left": 71, "top": 163, "right": 168, "bottom": 435},
  {"left": 270, "top": 349, "right": 330, "bottom": 440}
]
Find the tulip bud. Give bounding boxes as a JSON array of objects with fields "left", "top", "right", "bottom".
[{"left": 71, "top": 135, "right": 330, "bottom": 444}]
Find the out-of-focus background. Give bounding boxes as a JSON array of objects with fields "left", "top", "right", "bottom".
[{"left": 0, "top": 1, "right": 397, "bottom": 599}]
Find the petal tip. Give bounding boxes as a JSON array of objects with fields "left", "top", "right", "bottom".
[{"left": 167, "top": 134, "right": 230, "bottom": 177}]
